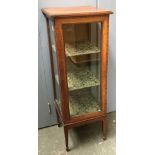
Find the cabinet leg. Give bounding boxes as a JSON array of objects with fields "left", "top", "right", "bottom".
[
  {"left": 64, "top": 126, "right": 69, "bottom": 151},
  {"left": 102, "top": 117, "right": 107, "bottom": 140}
]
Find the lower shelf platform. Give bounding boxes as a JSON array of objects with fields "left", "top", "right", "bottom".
[{"left": 69, "top": 89, "right": 101, "bottom": 117}]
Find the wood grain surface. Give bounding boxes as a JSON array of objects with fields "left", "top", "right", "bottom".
[
  {"left": 42, "top": 6, "right": 113, "bottom": 18},
  {"left": 43, "top": 7, "right": 113, "bottom": 150}
]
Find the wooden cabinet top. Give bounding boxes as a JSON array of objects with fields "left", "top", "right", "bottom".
[{"left": 42, "top": 6, "right": 113, "bottom": 18}]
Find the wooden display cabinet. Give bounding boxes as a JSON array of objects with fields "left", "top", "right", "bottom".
[{"left": 42, "top": 6, "right": 113, "bottom": 151}]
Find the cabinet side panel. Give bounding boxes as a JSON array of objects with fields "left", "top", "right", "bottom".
[{"left": 55, "top": 19, "right": 70, "bottom": 122}]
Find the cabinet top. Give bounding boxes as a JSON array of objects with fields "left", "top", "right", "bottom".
[{"left": 42, "top": 6, "right": 113, "bottom": 18}]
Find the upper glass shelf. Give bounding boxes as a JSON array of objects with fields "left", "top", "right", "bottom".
[{"left": 65, "top": 41, "right": 100, "bottom": 57}]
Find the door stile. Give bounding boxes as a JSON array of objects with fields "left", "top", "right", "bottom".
[{"left": 100, "top": 15, "right": 109, "bottom": 115}]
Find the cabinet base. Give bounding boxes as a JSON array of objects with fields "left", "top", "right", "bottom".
[{"left": 62, "top": 116, "right": 107, "bottom": 151}]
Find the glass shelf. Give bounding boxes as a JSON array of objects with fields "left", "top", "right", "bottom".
[
  {"left": 67, "top": 65, "right": 100, "bottom": 91},
  {"left": 55, "top": 67, "right": 100, "bottom": 91},
  {"left": 69, "top": 89, "right": 101, "bottom": 117},
  {"left": 57, "top": 88, "right": 100, "bottom": 117},
  {"left": 65, "top": 41, "right": 100, "bottom": 57}
]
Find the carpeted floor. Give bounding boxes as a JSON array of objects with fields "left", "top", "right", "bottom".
[{"left": 39, "top": 112, "right": 116, "bottom": 155}]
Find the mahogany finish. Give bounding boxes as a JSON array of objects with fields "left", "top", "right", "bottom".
[
  {"left": 42, "top": 6, "right": 113, "bottom": 18},
  {"left": 42, "top": 6, "right": 113, "bottom": 151}
]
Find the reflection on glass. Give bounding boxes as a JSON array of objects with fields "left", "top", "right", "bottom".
[
  {"left": 63, "top": 22, "right": 101, "bottom": 117},
  {"left": 49, "top": 20, "right": 61, "bottom": 112}
]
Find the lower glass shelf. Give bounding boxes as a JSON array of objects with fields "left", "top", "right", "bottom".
[
  {"left": 57, "top": 88, "right": 101, "bottom": 117},
  {"left": 69, "top": 89, "right": 101, "bottom": 117}
]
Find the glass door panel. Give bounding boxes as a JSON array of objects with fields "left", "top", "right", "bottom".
[
  {"left": 62, "top": 22, "right": 101, "bottom": 117},
  {"left": 49, "top": 20, "right": 61, "bottom": 112}
]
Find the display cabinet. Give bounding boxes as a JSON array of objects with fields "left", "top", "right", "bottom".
[{"left": 42, "top": 6, "right": 113, "bottom": 151}]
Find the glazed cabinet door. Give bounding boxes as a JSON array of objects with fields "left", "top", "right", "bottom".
[{"left": 55, "top": 16, "right": 109, "bottom": 122}]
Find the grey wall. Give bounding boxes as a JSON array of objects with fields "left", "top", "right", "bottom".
[{"left": 38, "top": 0, "right": 116, "bottom": 128}]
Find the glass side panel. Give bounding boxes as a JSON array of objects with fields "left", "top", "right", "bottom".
[
  {"left": 62, "top": 22, "right": 101, "bottom": 117},
  {"left": 49, "top": 20, "right": 61, "bottom": 112}
]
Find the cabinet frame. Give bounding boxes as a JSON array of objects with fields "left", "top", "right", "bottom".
[{"left": 42, "top": 6, "right": 112, "bottom": 150}]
